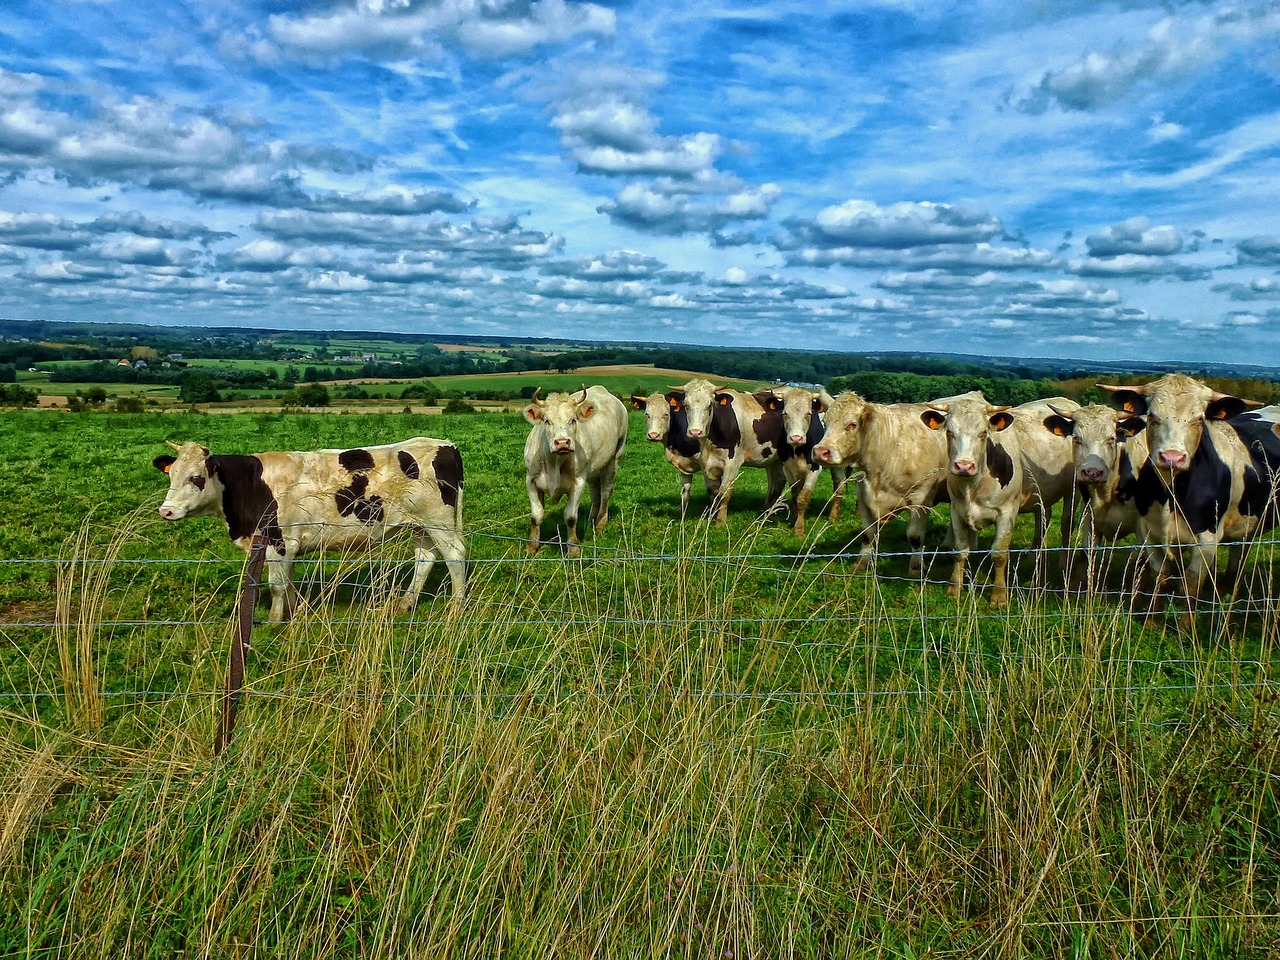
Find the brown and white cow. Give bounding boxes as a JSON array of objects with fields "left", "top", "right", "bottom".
[
  {"left": 1099, "top": 374, "right": 1276, "bottom": 617},
  {"left": 631, "top": 391, "right": 707, "bottom": 519},
  {"left": 812, "top": 391, "right": 985, "bottom": 573},
  {"left": 669, "top": 378, "right": 787, "bottom": 527},
  {"left": 921, "top": 395, "right": 1078, "bottom": 605},
  {"left": 524, "top": 385, "right": 628, "bottom": 556},
  {"left": 759, "top": 385, "right": 850, "bottom": 537},
  {"left": 154, "top": 437, "right": 466, "bottom": 621},
  {"left": 1041, "top": 403, "right": 1150, "bottom": 586}
]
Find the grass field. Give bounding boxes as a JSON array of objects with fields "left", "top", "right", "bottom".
[{"left": 2, "top": 408, "right": 1279, "bottom": 957}]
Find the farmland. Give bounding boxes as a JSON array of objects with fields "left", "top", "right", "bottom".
[{"left": 2, "top": 407, "right": 1280, "bottom": 957}]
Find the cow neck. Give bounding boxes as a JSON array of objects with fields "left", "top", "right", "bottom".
[
  {"left": 210, "top": 454, "right": 283, "bottom": 548},
  {"left": 666, "top": 407, "right": 700, "bottom": 458},
  {"left": 709, "top": 399, "right": 742, "bottom": 457},
  {"left": 1134, "top": 425, "right": 1233, "bottom": 534}
]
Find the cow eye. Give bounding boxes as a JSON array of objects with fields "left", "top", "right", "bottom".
[
  {"left": 189, "top": 476, "right": 202, "bottom": 486},
  {"left": 846, "top": 421, "right": 857, "bottom": 430}
]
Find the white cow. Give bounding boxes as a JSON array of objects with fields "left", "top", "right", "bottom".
[{"left": 524, "top": 385, "right": 628, "bottom": 555}]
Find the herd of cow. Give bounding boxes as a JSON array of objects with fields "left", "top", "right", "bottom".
[{"left": 152, "top": 371, "right": 1280, "bottom": 624}]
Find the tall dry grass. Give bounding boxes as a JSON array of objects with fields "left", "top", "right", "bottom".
[{"left": 2, "top": 510, "right": 1280, "bottom": 957}]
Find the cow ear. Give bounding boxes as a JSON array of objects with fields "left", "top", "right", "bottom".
[
  {"left": 1044, "top": 414, "right": 1074, "bottom": 438},
  {"left": 989, "top": 411, "right": 1015, "bottom": 432},
  {"left": 666, "top": 394, "right": 683, "bottom": 411},
  {"left": 578, "top": 401, "right": 596, "bottom": 419},
  {"left": 1098, "top": 384, "right": 1148, "bottom": 416},
  {"left": 716, "top": 393, "right": 733, "bottom": 407},
  {"left": 153, "top": 455, "right": 176, "bottom": 474},
  {"left": 1205, "top": 395, "right": 1253, "bottom": 421},
  {"left": 1116, "top": 416, "right": 1146, "bottom": 438},
  {"left": 630, "top": 395, "right": 647, "bottom": 410},
  {"left": 523, "top": 404, "right": 544, "bottom": 424},
  {"left": 921, "top": 409, "right": 946, "bottom": 431}
]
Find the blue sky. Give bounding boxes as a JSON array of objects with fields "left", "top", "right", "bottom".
[{"left": 2, "top": 1, "right": 1279, "bottom": 365}]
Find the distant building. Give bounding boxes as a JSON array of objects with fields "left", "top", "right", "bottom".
[{"left": 117, "top": 358, "right": 132, "bottom": 366}]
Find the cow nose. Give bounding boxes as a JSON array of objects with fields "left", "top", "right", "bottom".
[
  {"left": 953, "top": 460, "right": 977, "bottom": 477},
  {"left": 158, "top": 506, "right": 175, "bottom": 520},
  {"left": 1079, "top": 466, "right": 1105, "bottom": 484},
  {"left": 789, "top": 433, "right": 805, "bottom": 445},
  {"left": 1156, "top": 450, "right": 1187, "bottom": 470},
  {"left": 688, "top": 427, "right": 703, "bottom": 438},
  {"left": 815, "top": 446, "right": 833, "bottom": 463},
  {"left": 647, "top": 430, "right": 662, "bottom": 441},
  {"left": 554, "top": 438, "right": 572, "bottom": 452}
]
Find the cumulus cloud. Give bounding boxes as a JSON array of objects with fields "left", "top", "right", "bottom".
[
  {"left": 86, "top": 211, "right": 232, "bottom": 245},
  {"left": 259, "top": 0, "right": 615, "bottom": 64},
  {"left": 786, "top": 241, "right": 1055, "bottom": 273},
  {"left": 540, "top": 249, "right": 666, "bottom": 281},
  {"left": 0, "top": 212, "right": 92, "bottom": 251},
  {"left": 1238, "top": 235, "right": 1280, "bottom": 266},
  {"left": 20, "top": 260, "right": 128, "bottom": 284},
  {"left": 776, "top": 200, "right": 1004, "bottom": 256},
  {"left": 1019, "top": 6, "right": 1280, "bottom": 112},
  {"left": 1067, "top": 252, "right": 1207, "bottom": 279},
  {"left": 599, "top": 175, "right": 780, "bottom": 236},
  {"left": 1213, "top": 277, "right": 1280, "bottom": 301},
  {"left": 1085, "top": 216, "right": 1182, "bottom": 257}
]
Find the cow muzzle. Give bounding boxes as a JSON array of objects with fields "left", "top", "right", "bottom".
[
  {"left": 789, "top": 433, "right": 805, "bottom": 445},
  {"left": 1155, "top": 449, "right": 1188, "bottom": 471},
  {"left": 952, "top": 459, "right": 977, "bottom": 477},
  {"left": 553, "top": 438, "right": 574, "bottom": 454},
  {"left": 647, "top": 430, "right": 662, "bottom": 441},
  {"left": 687, "top": 427, "right": 703, "bottom": 438},
  {"left": 1077, "top": 456, "right": 1107, "bottom": 485},
  {"left": 814, "top": 446, "right": 835, "bottom": 464},
  {"left": 158, "top": 505, "right": 178, "bottom": 521}
]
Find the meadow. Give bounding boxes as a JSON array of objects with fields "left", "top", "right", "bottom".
[{"left": 1, "top": 407, "right": 1279, "bottom": 957}]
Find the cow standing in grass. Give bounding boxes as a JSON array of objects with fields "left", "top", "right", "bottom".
[
  {"left": 761, "top": 385, "right": 849, "bottom": 538},
  {"left": 1099, "top": 375, "right": 1280, "bottom": 619},
  {"left": 154, "top": 437, "right": 467, "bottom": 621},
  {"left": 1041, "top": 403, "right": 1150, "bottom": 587},
  {"left": 524, "top": 385, "right": 628, "bottom": 556},
  {"left": 921, "top": 396, "right": 1078, "bottom": 606},
  {"left": 631, "top": 391, "right": 707, "bottom": 519}
]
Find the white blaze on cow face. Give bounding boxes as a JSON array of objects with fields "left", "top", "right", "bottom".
[
  {"left": 1100, "top": 374, "right": 1256, "bottom": 475},
  {"left": 674, "top": 379, "right": 720, "bottom": 440},
  {"left": 1043, "top": 404, "right": 1145, "bottom": 486},
  {"left": 525, "top": 389, "right": 596, "bottom": 455},
  {"left": 155, "top": 441, "right": 220, "bottom": 521},
  {"left": 922, "top": 400, "right": 1013, "bottom": 478}
]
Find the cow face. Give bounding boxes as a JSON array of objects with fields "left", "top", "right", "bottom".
[
  {"left": 923, "top": 400, "right": 1013, "bottom": 478},
  {"left": 525, "top": 389, "right": 596, "bottom": 455},
  {"left": 675, "top": 379, "right": 720, "bottom": 440},
  {"left": 154, "top": 441, "right": 221, "bottom": 520},
  {"left": 1043, "top": 404, "right": 1145, "bottom": 486},
  {"left": 813, "top": 391, "right": 869, "bottom": 465},
  {"left": 632, "top": 392, "right": 670, "bottom": 442},
  {"left": 1100, "top": 374, "right": 1254, "bottom": 475},
  {"left": 770, "top": 387, "right": 823, "bottom": 446}
]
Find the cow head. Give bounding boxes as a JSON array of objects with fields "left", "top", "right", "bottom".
[
  {"left": 1100, "top": 374, "right": 1258, "bottom": 475},
  {"left": 632, "top": 391, "right": 670, "bottom": 442},
  {"left": 812, "top": 391, "right": 868, "bottom": 465},
  {"left": 525, "top": 387, "right": 596, "bottom": 455},
  {"left": 673, "top": 379, "right": 720, "bottom": 440},
  {"left": 922, "top": 399, "right": 1013, "bottom": 478},
  {"left": 1043, "top": 403, "right": 1146, "bottom": 486},
  {"left": 768, "top": 386, "right": 825, "bottom": 447},
  {"left": 154, "top": 441, "right": 221, "bottom": 520}
]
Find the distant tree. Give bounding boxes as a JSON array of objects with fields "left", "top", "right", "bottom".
[
  {"left": 296, "top": 382, "right": 330, "bottom": 407},
  {"left": 442, "top": 398, "right": 478, "bottom": 414},
  {"left": 0, "top": 383, "right": 37, "bottom": 406},
  {"left": 84, "top": 386, "right": 108, "bottom": 405},
  {"left": 179, "top": 372, "right": 221, "bottom": 404},
  {"left": 113, "top": 395, "right": 145, "bottom": 413}
]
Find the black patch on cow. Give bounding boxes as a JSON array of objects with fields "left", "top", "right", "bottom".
[
  {"left": 666, "top": 405, "right": 701, "bottom": 458},
  {"left": 335, "top": 474, "right": 385, "bottom": 524},
  {"left": 432, "top": 445, "right": 464, "bottom": 508},
  {"left": 750, "top": 395, "right": 788, "bottom": 462},
  {"left": 190, "top": 475, "right": 206, "bottom": 491},
  {"left": 709, "top": 395, "right": 742, "bottom": 458},
  {"left": 210, "top": 455, "right": 284, "bottom": 552},
  {"left": 800, "top": 402, "right": 827, "bottom": 466},
  {"left": 398, "top": 450, "right": 420, "bottom": 479},
  {"left": 339, "top": 448, "right": 376, "bottom": 473},
  {"left": 985, "top": 438, "right": 1015, "bottom": 488},
  {"left": 1230, "top": 411, "right": 1280, "bottom": 526},
  {"left": 1134, "top": 428, "right": 1234, "bottom": 534},
  {"left": 1115, "top": 448, "right": 1138, "bottom": 504}
]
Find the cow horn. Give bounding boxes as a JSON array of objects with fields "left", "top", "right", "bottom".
[
  {"left": 1047, "top": 403, "right": 1073, "bottom": 417},
  {"left": 577, "top": 385, "right": 589, "bottom": 402},
  {"left": 166, "top": 440, "right": 182, "bottom": 452},
  {"left": 530, "top": 387, "right": 543, "bottom": 405}
]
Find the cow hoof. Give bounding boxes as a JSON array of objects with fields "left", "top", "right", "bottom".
[
  {"left": 526, "top": 543, "right": 540, "bottom": 556},
  {"left": 851, "top": 558, "right": 872, "bottom": 575},
  {"left": 567, "top": 545, "right": 582, "bottom": 558},
  {"left": 945, "top": 585, "right": 962, "bottom": 600},
  {"left": 989, "top": 593, "right": 1008, "bottom": 608}
]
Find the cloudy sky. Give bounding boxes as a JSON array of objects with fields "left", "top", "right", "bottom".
[{"left": 2, "top": 1, "right": 1280, "bottom": 365}]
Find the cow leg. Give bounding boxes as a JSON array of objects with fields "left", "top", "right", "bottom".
[
  {"left": 412, "top": 530, "right": 467, "bottom": 614},
  {"left": 527, "top": 478, "right": 546, "bottom": 555},
  {"left": 947, "top": 516, "right": 971, "bottom": 600},
  {"left": 990, "top": 510, "right": 1017, "bottom": 608},
  {"left": 1028, "top": 501, "right": 1049, "bottom": 586},
  {"left": 764, "top": 462, "right": 786, "bottom": 511},
  {"left": 564, "top": 475, "right": 589, "bottom": 556},
  {"left": 678, "top": 471, "right": 693, "bottom": 519},
  {"left": 1180, "top": 534, "right": 1220, "bottom": 625},
  {"left": 711, "top": 458, "right": 742, "bottom": 526},
  {"left": 905, "top": 504, "right": 929, "bottom": 575},
  {"left": 266, "top": 557, "right": 296, "bottom": 622},
  {"left": 594, "top": 461, "right": 619, "bottom": 532},
  {"left": 828, "top": 466, "right": 849, "bottom": 523},
  {"left": 850, "top": 484, "right": 879, "bottom": 573},
  {"left": 791, "top": 463, "right": 820, "bottom": 538}
]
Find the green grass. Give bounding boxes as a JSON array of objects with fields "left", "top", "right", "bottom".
[{"left": 1, "top": 409, "right": 1279, "bottom": 957}]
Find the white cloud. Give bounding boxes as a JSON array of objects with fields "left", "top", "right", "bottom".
[{"left": 1085, "top": 216, "right": 1182, "bottom": 257}]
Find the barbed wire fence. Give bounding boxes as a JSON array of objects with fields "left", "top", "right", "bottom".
[{"left": 3, "top": 519, "right": 1278, "bottom": 743}]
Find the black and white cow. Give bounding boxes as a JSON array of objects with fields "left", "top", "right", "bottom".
[
  {"left": 154, "top": 437, "right": 467, "bottom": 621},
  {"left": 631, "top": 391, "right": 707, "bottom": 519}
]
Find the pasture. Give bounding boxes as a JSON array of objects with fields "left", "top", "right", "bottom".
[{"left": 2, "top": 408, "right": 1279, "bottom": 957}]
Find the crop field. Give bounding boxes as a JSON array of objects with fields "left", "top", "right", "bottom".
[{"left": 2, "top": 408, "right": 1280, "bottom": 957}]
